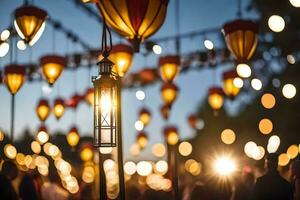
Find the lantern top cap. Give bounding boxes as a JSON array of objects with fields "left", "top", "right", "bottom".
[
  {"left": 38, "top": 98, "right": 49, "bottom": 106},
  {"left": 69, "top": 126, "right": 78, "bottom": 133},
  {"left": 40, "top": 55, "right": 67, "bottom": 66},
  {"left": 38, "top": 125, "right": 47, "bottom": 132},
  {"left": 159, "top": 55, "right": 180, "bottom": 65},
  {"left": 80, "top": 142, "right": 93, "bottom": 150},
  {"left": 4, "top": 64, "right": 26, "bottom": 75},
  {"left": 111, "top": 44, "right": 134, "bottom": 54},
  {"left": 163, "top": 126, "right": 178, "bottom": 136},
  {"left": 222, "top": 19, "right": 258, "bottom": 35},
  {"left": 85, "top": 87, "right": 94, "bottom": 94},
  {"left": 160, "top": 82, "right": 179, "bottom": 91},
  {"left": 54, "top": 98, "right": 64, "bottom": 105},
  {"left": 223, "top": 70, "right": 238, "bottom": 79},
  {"left": 209, "top": 87, "right": 224, "bottom": 95},
  {"left": 15, "top": 5, "right": 47, "bottom": 19},
  {"left": 139, "top": 107, "right": 151, "bottom": 114},
  {"left": 137, "top": 131, "right": 148, "bottom": 138}
]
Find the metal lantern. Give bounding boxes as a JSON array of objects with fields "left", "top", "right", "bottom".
[
  {"left": 208, "top": 87, "right": 224, "bottom": 111},
  {"left": 85, "top": 88, "right": 94, "bottom": 106},
  {"left": 223, "top": 70, "right": 240, "bottom": 99},
  {"left": 222, "top": 19, "right": 258, "bottom": 64},
  {"left": 53, "top": 98, "right": 65, "bottom": 120},
  {"left": 36, "top": 98, "right": 50, "bottom": 122},
  {"left": 159, "top": 55, "right": 180, "bottom": 82},
  {"left": 96, "top": 0, "right": 169, "bottom": 51},
  {"left": 4, "top": 64, "right": 26, "bottom": 95},
  {"left": 110, "top": 44, "right": 134, "bottom": 77},
  {"left": 163, "top": 126, "right": 179, "bottom": 146},
  {"left": 136, "top": 131, "right": 148, "bottom": 149},
  {"left": 67, "top": 126, "right": 80, "bottom": 147},
  {"left": 160, "top": 104, "right": 171, "bottom": 120},
  {"left": 92, "top": 57, "right": 120, "bottom": 147},
  {"left": 160, "top": 82, "right": 179, "bottom": 106},
  {"left": 14, "top": 5, "right": 47, "bottom": 46},
  {"left": 40, "top": 55, "right": 66, "bottom": 85},
  {"left": 139, "top": 107, "right": 151, "bottom": 126}
]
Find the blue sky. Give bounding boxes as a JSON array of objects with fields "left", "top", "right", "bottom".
[{"left": 0, "top": 0, "right": 255, "bottom": 159}]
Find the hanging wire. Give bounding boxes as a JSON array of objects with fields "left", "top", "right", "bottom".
[
  {"left": 52, "top": 26, "right": 56, "bottom": 53},
  {"left": 101, "top": 18, "right": 112, "bottom": 58},
  {"left": 237, "top": 0, "right": 242, "bottom": 18}
]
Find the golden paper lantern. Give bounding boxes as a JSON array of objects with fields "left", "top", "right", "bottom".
[
  {"left": 53, "top": 98, "right": 65, "bottom": 120},
  {"left": 160, "top": 104, "right": 171, "bottom": 120},
  {"left": 67, "top": 126, "right": 80, "bottom": 147},
  {"left": 137, "top": 131, "right": 148, "bottom": 149},
  {"left": 223, "top": 70, "right": 240, "bottom": 99},
  {"left": 159, "top": 55, "right": 180, "bottom": 82},
  {"left": 110, "top": 44, "right": 134, "bottom": 77},
  {"left": 208, "top": 87, "right": 224, "bottom": 111},
  {"left": 14, "top": 5, "right": 47, "bottom": 46},
  {"left": 85, "top": 88, "right": 94, "bottom": 106},
  {"left": 80, "top": 143, "right": 94, "bottom": 162},
  {"left": 139, "top": 107, "right": 151, "bottom": 126},
  {"left": 164, "top": 126, "right": 179, "bottom": 146},
  {"left": 4, "top": 64, "right": 26, "bottom": 95},
  {"left": 160, "top": 82, "right": 179, "bottom": 105},
  {"left": 97, "top": 0, "right": 169, "bottom": 51},
  {"left": 36, "top": 98, "right": 50, "bottom": 122},
  {"left": 222, "top": 19, "right": 258, "bottom": 64},
  {"left": 40, "top": 55, "right": 66, "bottom": 85}
]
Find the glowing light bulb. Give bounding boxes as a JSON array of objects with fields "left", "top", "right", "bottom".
[
  {"left": 204, "top": 39, "right": 214, "bottom": 50},
  {"left": 236, "top": 64, "right": 251, "bottom": 78},
  {"left": 268, "top": 15, "right": 285, "bottom": 32},
  {"left": 153, "top": 44, "right": 162, "bottom": 54}
]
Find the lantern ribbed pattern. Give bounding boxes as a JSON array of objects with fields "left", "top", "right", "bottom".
[
  {"left": 40, "top": 55, "right": 66, "bottom": 85},
  {"left": 110, "top": 44, "right": 134, "bottom": 77},
  {"left": 208, "top": 87, "right": 224, "bottom": 111},
  {"left": 4, "top": 64, "right": 26, "bottom": 95},
  {"left": 223, "top": 70, "right": 240, "bottom": 99},
  {"left": 159, "top": 55, "right": 180, "bottom": 82}
]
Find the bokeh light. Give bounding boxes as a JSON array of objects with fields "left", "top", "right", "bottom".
[
  {"left": 136, "top": 90, "right": 145, "bottom": 101},
  {"left": 31, "top": 141, "right": 41, "bottom": 154},
  {"left": 213, "top": 155, "right": 236, "bottom": 176},
  {"left": 236, "top": 63, "right": 251, "bottom": 78},
  {"left": 178, "top": 141, "right": 193, "bottom": 156},
  {"left": 268, "top": 15, "right": 285, "bottom": 32},
  {"left": 251, "top": 78, "right": 262, "bottom": 90},
  {"left": 134, "top": 120, "right": 144, "bottom": 131},
  {"left": 4, "top": 144, "right": 17, "bottom": 159},
  {"left": 259, "top": 118, "right": 273, "bottom": 135},
  {"left": 286, "top": 144, "right": 299, "bottom": 159},
  {"left": 155, "top": 160, "right": 168, "bottom": 175},
  {"left": 124, "top": 161, "right": 137, "bottom": 175},
  {"left": 233, "top": 77, "right": 244, "bottom": 88},
  {"left": 261, "top": 93, "right": 276, "bottom": 109},
  {"left": 278, "top": 153, "right": 290, "bottom": 166},
  {"left": 136, "top": 161, "right": 152, "bottom": 176},
  {"left": 220, "top": 129, "right": 236, "bottom": 144},
  {"left": 1, "top": 29, "right": 10, "bottom": 41},
  {"left": 204, "top": 39, "right": 214, "bottom": 50},
  {"left": 287, "top": 54, "right": 296, "bottom": 64},
  {"left": 290, "top": 0, "right": 300, "bottom": 7},
  {"left": 152, "top": 44, "right": 162, "bottom": 54},
  {"left": 282, "top": 84, "right": 296, "bottom": 99},
  {"left": 152, "top": 143, "right": 166, "bottom": 158}
]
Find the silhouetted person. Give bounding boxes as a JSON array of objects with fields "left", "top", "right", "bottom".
[
  {"left": 252, "top": 153, "right": 293, "bottom": 200},
  {"left": 234, "top": 171, "right": 255, "bottom": 200},
  {"left": 291, "top": 160, "right": 300, "bottom": 200},
  {"left": 0, "top": 160, "right": 18, "bottom": 200},
  {"left": 19, "top": 170, "right": 40, "bottom": 200}
]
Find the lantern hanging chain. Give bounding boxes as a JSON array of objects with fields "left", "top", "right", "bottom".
[
  {"left": 237, "top": 0, "right": 242, "bottom": 18},
  {"left": 175, "top": 0, "right": 181, "bottom": 54},
  {"left": 52, "top": 26, "right": 56, "bottom": 53},
  {"left": 101, "top": 18, "right": 112, "bottom": 58}
]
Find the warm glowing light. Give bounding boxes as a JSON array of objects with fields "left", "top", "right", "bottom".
[
  {"left": 208, "top": 87, "right": 224, "bottom": 111},
  {"left": 233, "top": 77, "right": 244, "bottom": 88},
  {"left": 252, "top": 146, "right": 265, "bottom": 160},
  {"left": 36, "top": 127, "right": 49, "bottom": 144},
  {"left": 221, "top": 129, "right": 236, "bottom": 144},
  {"left": 278, "top": 153, "right": 290, "bottom": 166},
  {"left": 4, "top": 64, "right": 26, "bottom": 94},
  {"left": 282, "top": 84, "right": 296, "bottom": 99},
  {"left": 0, "top": 130, "right": 4, "bottom": 141},
  {"left": 4, "top": 144, "right": 17, "bottom": 159},
  {"left": 136, "top": 132, "right": 148, "bottom": 149},
  {"left": 135, "top": 120, "right": 144, "bottom": 131},
  {"left": 36, "top": 99, "right": 50, "bottom": 122},
  {"left": 287, "top": 55, "right": 296, "bottom": 64},
  {"left": 259, "top": 118, "right": 273, "bottom": 135},
  {"left": 139, "top": 108, "right": 151, "bottom": 126},
  {"left": 110, "top": 44, "right": 133, "bottom": 77},
  {"left": 0, "top": 42, "right": 9, "bottom": 57},
  {"left": 82, "top": 166, "right": 95, "bottom": 183},
  {"left": 136, "top": 90, "right": 145, "bottom": 101},
  {"left": 136, "top": 161, "right": 152, "bottom": 176},
  {"left": 161, "top": 82, "right": 178, "bottom": 105},
  {"left": 67, "top": 127, "right": 80, "bottom": 147},
  {"left": 99, "top": 147, "right": 113, "bottom": 154},
  {"left": 40, "top": 55, "right": 66, "bottom": 85},
  {"left": 130, "top": 143, "right": 140, "bottom": 156},
  {"left": 251, "top": 78, "right": 262, "bottom": 90},
  {"left": 152, "top": 143, "right": 166, "bottom": 158},
  {"left": 17, "top": 40, "right": 26, "bottom": 50},
  {"left": 155, "top": 160, "right": 168, "bottom": 174},
  {"left": 153, "top": 44, "right": 162, "bottom": 54},
  {"left": 236, "top": 63, "right": 251, "bottom": 78},
  {"left": 85, "top": 88, "right": 94, "bottom": 106},
  {"left": 53, "top": 98, "right": 65, "bottom": 120},
  {"left": 16, "top": 153, "right": 25, "bottom": 165},
  {"left": 244, "top": 141, "right": 258, "bottom": 158},
  {"left": 268, "top": 15, "right": 285, "bottom": 32},
  {"left": 80, "top": 145, "right": 93, "bottom": 162},
  {"left": 204, "top": 39, "right": 214, "bottom": 50},
  {"left": 124, "top": 161, "right": 136, "bottom": 175},
  {"left": 261, "top": 93, "right": 276, "bottom": 109},
  {"left": 213, "top": 156, "right": 236, "bottom": 176},
  {"left": 178, "top": 141, "right": 193, "bottom": 156},
  {"left": 223, "top": 70, "right": 240, "bottom": 99},
  {"left": 31, "top": 141, "right": 41, "bottom": 154},
  {"left": 287, "top": 145, "right": 299, "bottom": 159},
  {"left": 188, "top": 161, "right": 201, "bottom": 176},
  {"left": 267, "top": 135, "right": 280, "bottom": 153},
  {"left": 159, "top": 55, "right": 180, "bottom": 82},
  {"left": 290, "top": 0, "right": 300, "bottom": 7},
  {"left": 1, "top": 29, "right": 10, "bottom": 41}
]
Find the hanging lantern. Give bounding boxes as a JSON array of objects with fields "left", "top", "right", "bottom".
[
  {"left": 160, "top": 82, "right": 179, "bottom": 106},
  {"left": 40, "top": 55, "right": 66, "bottom": 85},
  {"left": 65, "top": 93, "right": 83, "bottom": 108},
  {"left": 222, "top": 19, "right": 258, "bottom": 64},
  {"left": 223, "top": 70, "right": 240, "bottom": 99},
  {"left": 96, "top": 0, "right": 169, "bottom": 51},
  {"left": 4, "top": 64, "right": 26, "bottom": 95},
  {"left": 93, "top": 56, "right": 120, "bottom": 147},
  {"left": 67, "top": 126, "right": 80, "bottom": 147},
  {"left": 14, "top": 5, "right": 47, "bottom": 46},
  {"left": 187, "top": 114, "right": 198, "bottom": 129},
  {"left": 109, "top": 44, "right": 134, "bottom": 77},
  {"left": 159, "top": 55, "right": 180, "bottom": 82},
  {"left": 139, "top": 107, "right": 151, "bottom": 126},
  {"left": 160, "top": 104, "right": 171, "bottom": 120},
  {"left": 85, "top": 88, "right": 94, "bottom": 106},
  {"left": 136, "top": 131, "right": 148, "bottom": 149},
  {"left": 208, "top": 87, "right": 224, "bottom": 111},
  {"left": 139, "top": 68, "right": 158, "bottom": 85},
  {"left": 80, "top": 142, "right": 94, "bottom": 162},
  {"left": 36, "top": 98, "right": 50, "bottom": 122},
  {"left": 164, "top": 126, "right": 179, "bottom": 146},
  {"left": 53, "top": 98, "right": 65, "bottom": 120}
]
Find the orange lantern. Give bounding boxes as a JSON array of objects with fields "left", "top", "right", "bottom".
[
  {"left": 85, "top": 88, "right": 94, "bottom": 106},
  {"left": 110, "top": 44, "right": 134, "bottom": 77},
  {"left": 163, "top": 126, "right": 179, "bottom": 146},
  {"left": 67, "top": 126, "right": 80, "bottom": 147},
  {"left": 160, "top": 82, "right": 179, "bottom": 106},
  {"left": 4, "top": 64, "right": 26, "bottom": 95},
  {"left": 14, "top": 5, "right": 47, "bottom": 46},
  {"left": 36, "top": 98, "right": 50, "bottom": 122},
  {"left": 208, "top": 87, "right": 224, "bottom": 111},
  {"left": 159, "top": 55, "right": 180, "bottom": 82},
  {"left": 136, "top": 131, "right": 148, "bottom": 149},
  {"left": 96, "top": 0, "right": 169, "bottom": 51},
  {"left": 53, "top": 98, "right": 65, "bottom": 120},
  {"left": 139, "top": 68, "right": 159, "bottom": 84},
  {"left": 222, "top": 19, "right": 258, "bottom": 64},
  {"left": 65, "top": 93, "right": 83, "bottom": 108},
  {"left": 40, "top": 55, "right": 66, "bottom": 85},
  {"left": 160, "top": 104, "right": 171, "bottom": 121},
  {"left": 139, "top": 107, "right": 151, "bottom": 126},
  {"left": 223, "top": 70, "right": 240, "bottom": 99},
  {"left": 80, "top": 142, "right": 94, "bottom": 162}
]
